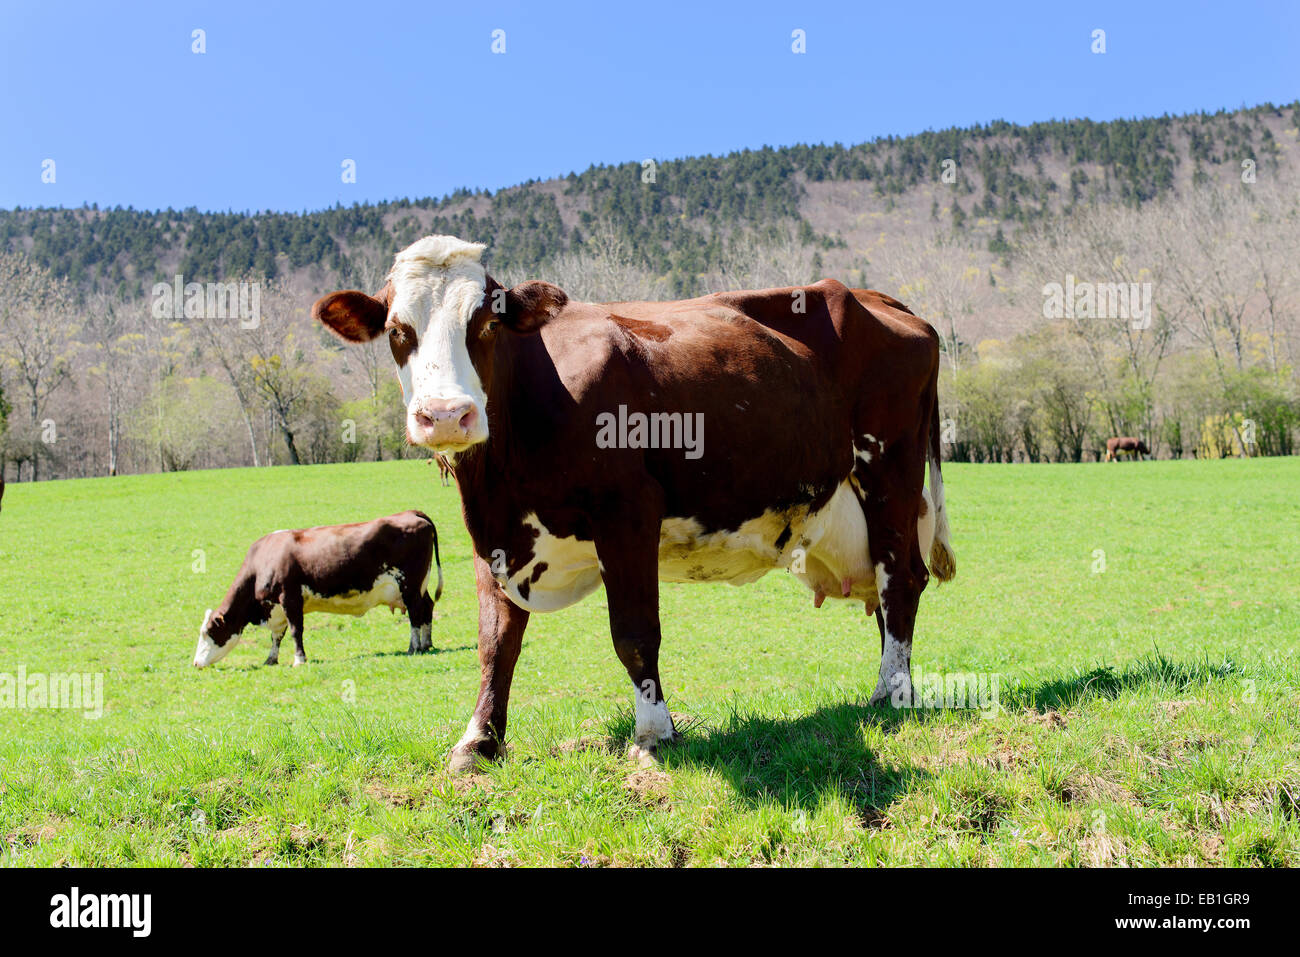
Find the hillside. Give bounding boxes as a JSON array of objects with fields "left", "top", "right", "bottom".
[
  {"left": 2, "top": 101, "right": 1298, "bottom": 481},
  {"left": 3, "top": 102, "right": 1298, "bottom": 296}
]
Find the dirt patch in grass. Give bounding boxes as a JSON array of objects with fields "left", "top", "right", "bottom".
[
  {"left": 855, "top": 805, "right": 895, "bottom": 830},
  {"left": 1159, "top": 731, "right": 1224, "bottom": 761},
  {"left": 1199, "top": 831, "right": 1225, "bottom": 862},
  {"left": 1024, "top": 709, "right": 1069, "bottom": 729},
  {"left": 1156, "top": 700, "right": 1198, "bottom": 719},
  {"left": 913, "top": 724, "right": 1036, "bottom": 772},
  {"left": 577, "top": 842, "right": 613, "bottom": 867},
  {"left": 623, "top": 768, "right": 672, "bottom": 807},
  {"left": 196, "top": 775, "right": 244, "bottom": 796},
  {"left": 214, "top": 819, "right": 329, "bottom": 863},
  {"left": 473, "top": 842, "right": 515, "bottom": 867},
  {"left": 1076, "top": 831, "right": 1132, "bottom": 867},
  {"left": 364, "top": 780, "right": 416, "bottom": 809},
  {"left": 3, "top": 822, "right": 61, "bottom": 850},
  {"left": 1062, "top": 773, "right": 1139, "bottom": 806},
  {"left": 215, "top": 822, "right": 273, "bottom": 864},
  {"left": 451, "top": 773, "right": 494, "bottom": 795},
  {"left": 1221, "top": 780, "right": 1300, "bottom": 821}
]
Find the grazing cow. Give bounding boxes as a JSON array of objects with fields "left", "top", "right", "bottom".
[
  {"left": 312, "top": 236, "right": 955, "bottom": 771},
  {"left": 1105, "top": 436, "right": 1150, "bottom": 462},
  {"left": 435, "top": 452, "right": 453, "bottom": 487},
  {"left": 192, "top": 510, "right": 442, "bottom": 668}
]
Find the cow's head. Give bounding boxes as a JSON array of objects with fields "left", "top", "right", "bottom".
[
  {"left": 192, "top": 608, "right": 239, "bottom": 668},
  {"left": 312, "top": 236, "right": 567, "bottom": 451}
]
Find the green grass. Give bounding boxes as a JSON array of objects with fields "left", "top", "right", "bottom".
[{"left": 1, "top": 457, "right": 1298, "bottom": 867}]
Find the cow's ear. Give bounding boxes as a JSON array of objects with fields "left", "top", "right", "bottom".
[
  {"left": 496, "top": 280, "right": 568, "bottom": 335},
  {"left": 312, "top": 282, "right": 393, "bottom": 343}
]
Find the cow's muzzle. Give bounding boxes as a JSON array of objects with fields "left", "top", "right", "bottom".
[{"left": 409, "top": 397, "right": 484, "bottom": 450}]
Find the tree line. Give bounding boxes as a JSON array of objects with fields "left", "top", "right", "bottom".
[{"left": 2, "top": 104, "right": 1298, "bottom": 481}]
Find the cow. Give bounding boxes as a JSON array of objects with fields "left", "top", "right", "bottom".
[
  {"left": 435, "top": 452, "right": 453, "bottom": 487},
  {"left": 192, "top": 510, "right": 442, "bottom": 668},
  {"left": 0, "top": 472, "right": 5, "bottom": 513},
  {"left": 311, "top": 235, "right": 956, "bottom": 772},
  {"left": 1105, "top": 436, "right": 1150, "bottom": 462}
]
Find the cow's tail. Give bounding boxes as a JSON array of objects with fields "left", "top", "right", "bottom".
[
  {"left": 431, "top": 524, "right": 444, "bottom": 604},
  {"left": 927, "top": 387, "right": 956, "bottom": 582}
]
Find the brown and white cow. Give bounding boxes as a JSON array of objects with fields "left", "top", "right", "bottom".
[
  {"left": 1105, "top": 436, "right": 1150, "bottom": 461},
  {"left": 434, "top": 452, "right": 453, "bottom": 487},
  {"left": 192, "top": 510, "right": 442, "bottom": 668},
  {"left": 312, "top": 236, "right": 955, "bottom": 771}
]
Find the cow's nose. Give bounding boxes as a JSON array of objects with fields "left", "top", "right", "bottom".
[
  {"left": 414, "top": 398, "right": 472, "bottom": 428},
  {"left": 410, "top": 397, "right": 483, "bottom": 448}
]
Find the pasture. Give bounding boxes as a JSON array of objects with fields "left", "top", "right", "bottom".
[{"left": 1, "top": 458, "right": 1297, "bottom": 867}]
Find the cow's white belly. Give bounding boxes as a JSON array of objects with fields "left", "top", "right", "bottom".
[
  {"left": 301, "top": 570, "right": 405, "bottom": 617},
  {"left": 503, "top": 481, "right": 890, "bottom": 614}
]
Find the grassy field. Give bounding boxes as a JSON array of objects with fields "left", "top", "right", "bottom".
[{"left": 1, "top": 457, "right": 1298, "bottom": 867}]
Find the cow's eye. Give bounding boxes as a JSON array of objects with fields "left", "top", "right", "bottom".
[{"left": 481, "top": 318, "right": 500, "bottom": 338}]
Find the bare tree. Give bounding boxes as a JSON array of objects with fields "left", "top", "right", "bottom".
[
  {"left": 1241, "top": 178, "right": 1300, "bottom": 379},
  {"left": 537, "top": 220, "right": 668, "bottom": 302},
  {"left": 0, "top": 254, "right": 76, "bottom": 480},
  {"left": 337, "top": 251, "right": 396, "bottom": 460},
  {"left": 702, "top": 222, "right": 819, "bottom": 293},
  {"left": 1016, "top": 203, "right": 1178, "bottom": 438},
  {"left": 82, "top": 291, "right": 142, "bottom": 476},
  {"left": 243, "top": 279, "right": 321, "bottom": 465},
  {"left": 1159, "top": 187, "right": 1255, "bottom": 383},
  {"left": 187, "top": 276, "right": 264, "bottom": 467},
  {"left": 871, "top": 228, "right": 991, "bottom": 457}
]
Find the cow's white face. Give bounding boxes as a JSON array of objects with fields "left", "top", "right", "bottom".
[
  {"left": 387, "top": 237, "right": 491, "bottom": 450},
  {"left": 313, "top": 235, "right": 569, "bottom": 452},
  {"left": 192, "top": 608, "right": 237, "bottom": 668}
]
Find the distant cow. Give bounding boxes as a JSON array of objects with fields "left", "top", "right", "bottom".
[
  {"left": 1105, "top": 436, "right": 1150, "bottom": 462},
  {"left": 0, "top": 472, "right": 5, "bottom": 513},
  {"left": 434, "top": 453, "right": 453, "bottom": 486},
  {"left": 192, "top": 510, "right": 442, "bottom": 668}
]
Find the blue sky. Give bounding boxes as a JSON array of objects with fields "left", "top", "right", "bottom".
[{"left": 1, "top": 0, "right": 1296, "bottom": 213}]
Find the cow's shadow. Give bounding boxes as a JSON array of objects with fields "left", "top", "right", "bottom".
[
  {"left": 1004, "top": 654, "right": 1242, "bottom": 714},
  {"left": 608, "top": 654, "right": 1242, "bottom": 819},
  {"left": 608, "top": 699, "right": 944, "bottom": 821},
  {"left": 209, "top": 642, "right": 478, "bottom": 670},
  {"left": 362, "top": 644, "right": 477, "bottom": 660}
]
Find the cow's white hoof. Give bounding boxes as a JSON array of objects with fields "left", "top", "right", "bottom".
[
  {"left": 628, "top": 743, "right": 661, "bottom": 768},
  {"left": 448, "top": 748, "right": 488, "bottom": 775},
  {"left": 449, "top": 740, "right": 500, "bottom": 775},
  {"left": 292, "top": 656, "right": 307, "bottom": 667},
  {"left": 868, "top": 679, "right": 915, "bottom": 709}
]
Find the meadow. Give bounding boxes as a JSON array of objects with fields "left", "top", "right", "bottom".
[{"left": 0, "top": 457, "right": 1297, "bottom": 867}]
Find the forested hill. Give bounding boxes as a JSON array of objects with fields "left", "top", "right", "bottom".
[{"left": 4, "top": 101, "right": 1297, "bottom": 296}]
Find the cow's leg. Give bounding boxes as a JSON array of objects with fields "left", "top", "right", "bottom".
[
  {"left": 404, "top": 584, "right": 433, "bottom": 653},
  {"left": 856, "top": 441, "right": 929, "bottom": 708},
  {"left": 265, "top": 610, "right": 287, "bottom": 665},
  {"left": 449, "top": 553, "right": 530, "bottom": 773},
  {"left": 594, "top": 497, "right": 676, "bottom": 761},
  {"left": 282, "top": 590, "right": 307, "bottom": 666}
]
